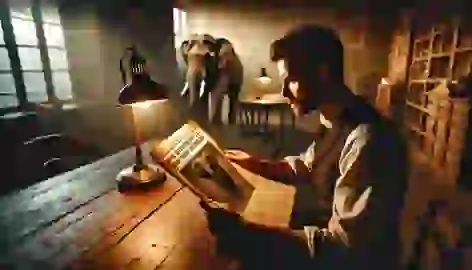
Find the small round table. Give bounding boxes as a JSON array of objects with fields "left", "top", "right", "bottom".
[{"left": 238, "top": 94, "right": 295, "bottom": 157}]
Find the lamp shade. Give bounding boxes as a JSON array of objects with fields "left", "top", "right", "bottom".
[
  {"left": 118, "top": 74, "right": 169, "bottom": 105},
  {"left": 257, "top": 67, "right": 272, "bottom": 85},
  {"left": 259, "top": 67, "right": 269, "bottom": 78}
]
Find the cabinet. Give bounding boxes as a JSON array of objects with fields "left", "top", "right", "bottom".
[{"left": 405, "top": 17, "right": 472, "bottom": 189}]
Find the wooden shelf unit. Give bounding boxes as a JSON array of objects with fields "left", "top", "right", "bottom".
[{"left": 405, "top": 17, "right": 472, "bottom": 188}]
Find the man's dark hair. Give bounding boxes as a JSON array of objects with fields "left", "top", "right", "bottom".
[{"left": 270, "top": 24, "right": 344, "bottom": 81}]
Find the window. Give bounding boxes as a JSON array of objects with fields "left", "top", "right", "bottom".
[
  {"left": 0, "top": 0, "right": 72, "bottom": 111},
  {"left": 0, "top": 19, "right": 17, "bottom": 108},
  {"left": 40, "top": 0, "right": 72, "bottom": 101},
  {"left": 173, "top": 8, "right": 187, "bottom": 49}
]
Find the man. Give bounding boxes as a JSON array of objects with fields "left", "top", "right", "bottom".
[{"left": 201, "top": 24, "right": 409, "bottom": 269}]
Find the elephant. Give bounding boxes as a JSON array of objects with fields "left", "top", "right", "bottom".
[{"left": 180, "top": 34, "right": 243, "bottom": 125}]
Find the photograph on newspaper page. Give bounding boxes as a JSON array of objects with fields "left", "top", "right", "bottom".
[{"left": 151, "top": 121, "right": 255, "bottom": 214}]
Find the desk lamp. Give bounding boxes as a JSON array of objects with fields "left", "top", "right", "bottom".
[{"left": 116, "top": 46, "right": 168, "bottom": 192}]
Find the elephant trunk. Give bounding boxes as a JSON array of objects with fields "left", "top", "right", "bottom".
[{"left": 183, "top": 54, "right": 214, "bottom": 107}]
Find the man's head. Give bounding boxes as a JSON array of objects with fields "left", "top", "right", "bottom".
[{"left": 270, "top": 25, "right": 345, "bottom": 116}]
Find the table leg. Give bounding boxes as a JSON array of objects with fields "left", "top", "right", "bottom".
[
  {"left": 280, "top": 108, "right": 285, "bottom": 142},
  {"left": 248, "top": 108, "right": 254, "bottom": 134},
  {"left": 239, "top": 105, "right": 252, "bottom": 135},
  {"left": 269, "top": 108, "right": 283, "bottom": 158},
  {"left": 264, "top": 107, "right": 270, "bottom": 135},
  {"left": 291, "top": 112, "right": 296, "bottom": 130},
  {"left": 257, "top": 108, "right": 262, "bottom": 132}
]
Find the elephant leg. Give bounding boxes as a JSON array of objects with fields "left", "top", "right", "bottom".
[
  {"left": 211, "top": 93, "right": 224, "bottom": 125},
  {"left": 227, "top": 86, "right": 241, "bottom": 125},
  {"left": 199, "top": 91, "right": 211, "bottom": 121},
  {"left": 189, "top": 86, "right": 198, "bottom": 108}
]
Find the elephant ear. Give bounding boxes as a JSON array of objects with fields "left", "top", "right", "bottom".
[
  {"left": 202, "top": 34, "right": 217, "bottom": 56},
  {"left": 180, "top": 39, "right": 191, "bottom": 64},
  {"left": 215, "top": 38, "right": 236, "bottom": 69}
]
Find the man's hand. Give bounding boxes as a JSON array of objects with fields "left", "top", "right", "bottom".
[
  {"left": 199, "top": 201, "right": 247, "bottom": 256},
  {"left": 224, "top": 149, "right": 253, "bottom": 169},
  {"left": 224, "top": 149, "right": 251, "bottom": 161},
  {"left": 199, "top": 201, "right": 312, "bottom": 268}
]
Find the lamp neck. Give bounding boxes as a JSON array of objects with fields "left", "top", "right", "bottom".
[
  {"left": 131, "top": 72, "right": 150, "bottom": 82},
  {"left": 130, "top": 107, "right": 144, "bottom": 171},
  {"left": 134, "top": 145, "right": 144, "bottom": 170},
  {"left": 260, "top": 68, "right": 268, "bottom": 78}
]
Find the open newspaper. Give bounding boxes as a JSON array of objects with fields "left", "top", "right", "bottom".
[{"left": 150, "top": 121, "right": 255, "bottom": 214}]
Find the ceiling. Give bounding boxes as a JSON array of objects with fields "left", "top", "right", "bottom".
[{"left": 176, "top": 0, "right": 419, "bottom": 10}]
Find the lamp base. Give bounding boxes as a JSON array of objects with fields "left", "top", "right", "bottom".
[{"left": 116, "top": 163, "right": 166, "bottom": 192}]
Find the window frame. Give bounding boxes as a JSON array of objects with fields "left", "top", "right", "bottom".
[
  {"left": 173, "top": 8, "right": 187, "bottom": 49},
  {"left": 0, "top": 0, "right": 72, "bottom": 115}
]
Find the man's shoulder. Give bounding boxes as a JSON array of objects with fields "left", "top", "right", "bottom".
[{"left": 347, "top": 120, "right": 406, "bottom": 152}]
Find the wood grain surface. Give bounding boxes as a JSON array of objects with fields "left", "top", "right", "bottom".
[{"left": 0, "top": 145, "right": 295, "bottom": 270}]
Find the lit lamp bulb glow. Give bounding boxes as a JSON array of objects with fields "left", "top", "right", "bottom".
[
  {"left": 258, "top": 76, "right": 272, "bottom": 85},
  {"left": 132, "top": 99, "right": 167, "bottom": 109},
  {"left": 132, "top": 100, "right": 153, "bottom": 109}
]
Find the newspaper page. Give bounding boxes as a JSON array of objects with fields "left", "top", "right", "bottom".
[{"left": 151, "top": 121, "right": 255, "bottom": 214}]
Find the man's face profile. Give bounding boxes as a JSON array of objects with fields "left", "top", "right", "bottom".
[{"left": 276, "top": 59, "right": 312, "bottom": 116}]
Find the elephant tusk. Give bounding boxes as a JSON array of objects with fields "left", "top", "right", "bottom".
[
  {"left": 199, "top": 80, "right": 206, "bottom": 98},
  {"left": 180, "top": 82, "right": 189, "bottom": 96}
]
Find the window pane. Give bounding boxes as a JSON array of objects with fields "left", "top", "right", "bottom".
[
  {"left": 26, "top": 91, "right": 48, "bottom": 103},
  {"left": 0, "top": 48, "right": 12, "bottom": 70},
  {"left": 173, "top": 8, "right": 180, "bottom": 34},
  {"left": 48, "top": 48, "right": 68, "bottom": 70},
  {"left": 23, "top": 72, "right": 48, "bottom": 102},
  {"left": 43, "top": 24, "right": 65, "bottom": 47},
  {"left": 12, "top": 18, "right": 38, "bottom": 45},
  {"left": 41, "top": 2, "right": 61, "bottom": 24},
  {"left": 18, "top": 47, "right": 42, "bottom": 70},
  {"left": 9, "top": 0, "right": 33, "bottom": 20},
  {"left": 0, "top": 21, "right": 5, "bottom": 45},
  {"left": 0, "top": 94, "right": 18, "bottom": 108},
  {"left": 0, "top": 73, "right": 18, "bottom": 108},
  {"left": 52, "top": 71, "right": 72, "bottom": 100},
  {"left": 173, "top": 8, "right": 187, "bottom": 36},
  {"left": 0, "top": 73, "right": 16, "bottom": 93}
]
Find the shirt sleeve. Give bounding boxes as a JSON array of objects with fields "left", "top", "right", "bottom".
[
  {"left": 283, "top": 140, "right": 315, "bottom": 176},
  {"left": 303, "top": 126, "right": 373, "bottom": 257}
]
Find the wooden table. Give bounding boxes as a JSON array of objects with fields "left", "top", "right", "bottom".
[
  {"left": 238, "top": 94, "right": 295, "bottom": 157},
  {"left": 0, "top": 143, "right": 295, "bottom": 269}
]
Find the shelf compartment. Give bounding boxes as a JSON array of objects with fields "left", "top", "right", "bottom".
[
  {"left": 409, "top": 60, "right": 429, "bottom": 80},
  {"left": 407, "top": 82, "right": 426, "bottom": 105},
  {"left": 413, "top": 39, "right": 431, "bottom": 59},
  {"left": 457, "top": 21, "right": 472, "bottom": 49},
  {"left": 432, "top": 29, "right": 454, "bottom": 54},
  {"left": 452, "top": 50, "right": 472, "bottom": 81},
  {"left": 430, "top": 56, "right": 451, "bottom": 78}
]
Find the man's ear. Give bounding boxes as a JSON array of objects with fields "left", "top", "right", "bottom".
[{"left": 316, "top": 64, "right": 330, "bottom": 82}]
